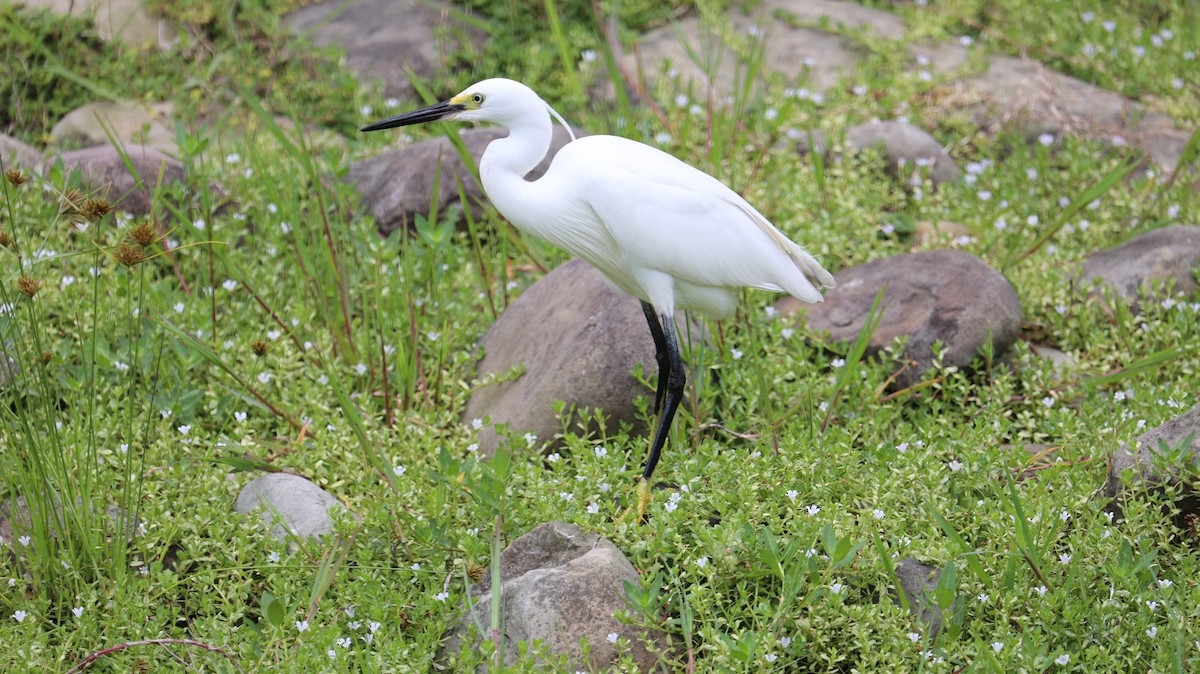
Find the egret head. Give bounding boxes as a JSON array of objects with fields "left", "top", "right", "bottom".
[{"left": 361, "top": 78, "right": 574, "bottom": 139}]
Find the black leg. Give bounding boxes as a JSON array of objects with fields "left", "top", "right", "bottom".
[
  {"left": 641, "top": 301, "right": 669, "bottom": 416},
  {"left": 641, "top": 311, "right": 685, "bottom": 485}
]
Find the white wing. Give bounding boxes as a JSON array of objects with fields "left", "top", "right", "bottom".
[{"left": 545, "top": 136, "right": 833, "bottom": 306}]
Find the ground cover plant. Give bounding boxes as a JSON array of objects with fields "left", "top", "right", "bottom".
[{"left": 1, "top": 0, "right": 1199, "bottom": 671}]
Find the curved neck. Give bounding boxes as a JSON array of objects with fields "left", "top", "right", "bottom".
[{"left": 480, "top": 112, "right": 552, "bottom": 190}]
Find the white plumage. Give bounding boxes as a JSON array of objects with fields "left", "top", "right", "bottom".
[{"left": 362, "top": 77, "right": 834, "bottom": 519}]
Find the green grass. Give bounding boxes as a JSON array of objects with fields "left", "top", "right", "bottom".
[{"left": 2, "top": 0, "right": 1199, "bottom": 671}]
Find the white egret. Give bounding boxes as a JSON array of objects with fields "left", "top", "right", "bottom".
[{"left": 362, "top": 78, "right": 834, "bottom": 519}]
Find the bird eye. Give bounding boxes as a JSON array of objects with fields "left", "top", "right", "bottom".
[{"left": 472, "top": 93, "right": 485, "bottom": 105}]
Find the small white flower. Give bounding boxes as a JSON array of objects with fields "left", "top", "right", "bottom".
[
  {"left": 61, "top": 275, "right": 76, "bottom": 288},
  {"left": 806, "top": 504, "right": 820, "bottom": 516},
  {"left": 467, "top": 443, "right": 479, "bottom": 453},
  {"left": 830, "top": 582, "right": 844, "bottom": 595},
  {"left": 1035, "top": 585, "right": 1048, "bottom": 597},
  {"left": 908, "top": 632, "right": 921, "bottom": 643},
  {"left": 607, "top": 632, "right": 619, "bottom": 643},
  {"left": 177, "top": 424, "right": 191, "bottom": 436},
  {"left": 471, "top": 418, "right": 483, "bottom": 430},
  {"left": 977, "top": 593, "right": 989, "bottom": 603},
  {"left": 268, "top": 551, "right": 280, "bottom": 563},
  {"left": 72, "top": 606, "right": 84, "bottom": 618},
  {"left": 872, "top": 509, "right": 885, "bottom": 520},
  {"left": 296, "top": 619, "right": 309, "bottom": 632},
  {"left": 234, "top": 411, "right": 247, "bottom": 422},
  {"left": 393, "top": 465, "right": 406, "bottom": 476},
  {"left": 992, "top": 641, "right": 1003, "bottom": 652},
  {"left": 1146, "top": 626, "right": 1158, "bottom": 638},
  {"left": 587, "top": 503, "right": 600, "bottom": 514},
  {"left": 1146, "top": 600, "right": 1158, "bottom": 611},
  {"left": 664, "top": 501, "right": 678, "bottom": 513},
  {"left": 355, "top": 363, "right": 368, "bottom": 376},
  {"left": 280, "top": 222, "right": 292, "bottom": 234},
  {"left": 173, "top": 302, "right": 185, "bottom": 314},
  {"left": 524, "top": 432, "right": 538, "bottom": 447},
  {"left": 559, "top": 492, "right": 574, "bottom": 502},
  {"left": 765, "top": 653, "right": 777, "bottom": 663},
  {"left": 1042, "top": 396, "right": 1055, "bottom": 408},
  {"left": 1038, "top": 133, "right": 1055, "bottom": 147},
  {"left": 1060, "top": 510, "right": 1070, "bottom": 522},
  {"left": 368, "top": 621, "right": 381, "bottom": 633},
  {"left": 411, "top": 563, "right": 420, "bottom": 571},
  {"left": 786, "top": 490, "right": 798, "bottom": 501},
  {"left": 896, "top": 442, "right": 909, "bottom": 453},
  {"left": 580, "top": 49, "right": 598, "bottom": 63},
  {"left": 1055, "top": 653, "right": 1070, "bottom": 666},
  {"left": 731, "top": 348, "right": 743, "bottom": 360},
  {"left": 434, "top": 591, "right": 449, "bottom": 602},
  {"left": 114, "top": 361, "right": 129, "bottom": 372},
  {"left": 599, "top": 483, "right": 611, "bottom": 493},
  {"left": 594, "top": 446, "right": 608, "bottom": 458},
  {"left": 1158, "top": 579, "right": 1173, "bottom": 589},
  {"left": 12, "top": 610, "right": 27, "bottom": 623},
  {"left": 780, "top": 328, "right": 794, "bottom": 340},
  {"left": 257, "top": 372, "right": 272, "bottom": 384},
  {"left": 948, "top": 460, "right": 964, "bottom": 472},
  {"left": 831, "top": 357, "right": 845, "bottom": 368},
  {"left": 695, "top": 557, "right": 708, "bottom": 568},
  {"left": 327, "top": 649, "right": 336, "bottom": 659},
  {"left": 654, "top": 132, "right": 672, "bottom": 145},
  {"left": 337, "top": 637, "right": 352, "bottom": 648},
  {"left": 193, "top": 218, "right": 206, "bottom": 231}
]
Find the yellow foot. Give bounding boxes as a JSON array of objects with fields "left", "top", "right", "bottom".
[{"left": 617, "top": 479, "right": 655, "bottom": 525}]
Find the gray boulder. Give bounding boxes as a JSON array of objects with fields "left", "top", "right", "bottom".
[
  {"left": 49, "top": 101, "right": 176, "bottom": 155},
  {"left": 438, "top": 521, "right": 667, "bottom": 670},
  {"left": 781, "top": 250, "right": 1022, "bottom": 390},
  {"left": 350, "top": 126, "right": 577, "bottom": 236},
  {"left": 463, "top": 259, "right": 690, "bottom": 457},
  {"left": 46, "top": 145, "right": 188, "bottom": 216},
  {"left": 285, "top": 0, "right": 481, "bottom": 102},
  {"left": 1100, "top": 403, "right": 1200, "bottom": 526},
  {"left": 234, "top": 473, "right": 354, "bottom": 541},
  {"left": 846, "top": 121, "right": 960, "bottom": 186},
  {"left": 0, "top": 134, "right": 43, "bottom": 171},
  {"left": 1079, "top": 226, "right": 1200, "bottom": 308}
]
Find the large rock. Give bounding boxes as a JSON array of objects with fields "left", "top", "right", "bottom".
[
  {"left": 438, "top": 521, "right": 667, "bottom": 670},
  {"left": 285, "top": 0, "right": 480, "bottom": 102},
  {"left": 1079, "top": 226, "right": 1200, "bottom": 307},
  {"left": 234, "top": 473, "right": 354, "bottom": 541},
  {"left": 0, "top": 134, "right": 44, "bottom": 171},
  {"left": 350, "top": 126, "right": 577, "bottom": 236},
  {"left": 948, "top": 52, "right": 1192, "bottom": 171},
  {"left": 781, "top": 250, "right": 1022, "bottom": 390},
  {"left": 1100, "top": 403, "right": 1200, "bottom": 526},
  {"left": 463, "top": 260, "right": 695, "bottom": 457},
  {"left": 846, "top": 121, "right": 960, "bottom": 186},
  {"left": 49, "top": 101, "right": 176, "bottom": 155},
  {"left": 621, "top": 0, "right": 904, "bottom": 97},
  {"left": 14, "top": 0, "right": 172, "bottom": 48},
  {"left": 45, "top": 145, "right": 187, "bottom": 216}
]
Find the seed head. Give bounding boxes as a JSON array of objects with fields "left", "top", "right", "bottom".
[
  {"left": 0, "top": 231, "right": 13, "bottom": 249},
  {"left": 39, "top": 351, "right": 52, "bottom": 365},
  {"left": 467, "top": 563, "right": 485, "bottom": 583},
  {"left": 129, "top": 222, "right": 158, "bottom": 247},
  {"left": 4, "top": 169, "right": 28, "bottom": 186},
  {"left": 16, "top": 275, "right": 42, "bottom": 298},
  {"left": 112, "top": 243, "right": 145, "bottom": 267},
  {"left": 60, "top": 189, "right": 87, "bottom": 215},
  {"left": 80, "top": 198, "right": 115, "bottom": 223},
  {"left": 250, "top": 339, "right": 270, "bottom": 357}
]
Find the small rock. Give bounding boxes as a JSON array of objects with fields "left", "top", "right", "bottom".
[
  {"left": 1027, "top": 343, "right": 1076, "bottom": 372},
  {"left": 620, "top": 0, "right": 904, "bottom": 99},
  {"left": 234, "top": 473, "right": 353, "bottom": 541},
  {"left": 285, "top": 0, "right": 481, "bottom": 102},
  {"left": 49, "top": 101, "right": 176, "bottom": 155},
  {"left": 438, "top": 521, "right": 666, "bottom": 671},
  {"left": 0, "top": 134, "right": 44, "bottom": 170},
  {"left": 1100, "top": 403, "right": 1200, "bottom": 526},
  {"left": 15, "top": 0, "right": 173, "bottom": 48},
  {"left": 45, "top": 145, "right": 187, "bottom": 216},
  {"left": 463, "top": 260, "right": 692, "bottom": 457},
  {"left": 349, "top": 126, "right": 576, "bottom": 236},
  {"left": 782, "top": 250, "right": 1022, "bottom": 390},
  {"left": 894, "top": 558, "right": 956, "bottom": 638},
  {"left": 1079, "top": 226, "right": 1200, "bottom": 308},
  {"left": 846, "top": 121, "right": 960, "bottom": 186}
]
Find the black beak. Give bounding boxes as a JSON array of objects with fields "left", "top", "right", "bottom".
[{"left": 360, "top": 100, "right": 465, "bottom": 132}]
